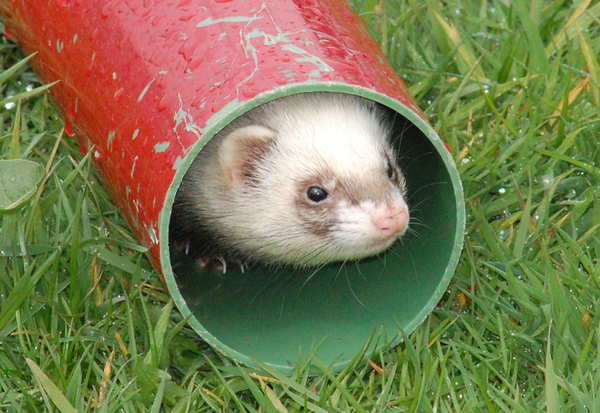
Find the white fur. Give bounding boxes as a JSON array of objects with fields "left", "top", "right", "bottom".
[
  {"left": 333, "top": 198, "right": 409, "bottom": 259},
  {"left": 179, "top": 93, "right": 409, "bottom": 267}
]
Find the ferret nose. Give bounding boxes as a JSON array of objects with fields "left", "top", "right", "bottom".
[{"left": 372, "top": 204, "right": 409, "bottom": 235}]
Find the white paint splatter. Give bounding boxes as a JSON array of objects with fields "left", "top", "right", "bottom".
[
  {"left": 196, "top": 15, "right": 262, "bottom": 28},
  {"left": 173, "top": 94, "right": 203, "bottom": 139},
  {"left": 137, "top": 78, "right": 155, "bottom": 102},
  {"left": 154, "top": 142, "right": 170, "bottom": 153},
  {"left": 130, "top": 155, "right": 139, "bottom": 177},
  {"left": 107, "top": 130, "right": 116, "bottom": 149},
  {"left": 281, "top": 69, "right": 297, "bottom": 80},
  {"left": 235, "top": 4, "right": 327, "bottom": 92},
  {"left": 281, "top": 44, "right": 333, "bottom": 78}
]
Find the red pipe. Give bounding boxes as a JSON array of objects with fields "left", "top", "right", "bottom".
[{"left": 1, "top": 0, "right": 423, "bottom": 273}]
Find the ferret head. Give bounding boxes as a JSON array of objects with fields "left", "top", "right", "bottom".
[{"left": 212, "top": 94, "right": 410, "bottom": 267}]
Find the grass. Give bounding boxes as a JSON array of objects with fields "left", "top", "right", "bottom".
[{"left": 1, "top": 0, "right": 599, "bottom": 411}]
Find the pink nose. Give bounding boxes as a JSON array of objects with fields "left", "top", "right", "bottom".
[{"left": 372, "top": 205, "right": 409, "bottom": 235}]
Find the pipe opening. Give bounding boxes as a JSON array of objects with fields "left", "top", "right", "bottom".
[{"left": 163, "top": 89, "right": 462, "bottom": 371}]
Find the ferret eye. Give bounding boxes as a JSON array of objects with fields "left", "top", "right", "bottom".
[
  {"left": 386, "top": 161, "right": 397, "bottom": 181},
  {"left": 306, "top": 186, "right": 328, "bottom": 202}
]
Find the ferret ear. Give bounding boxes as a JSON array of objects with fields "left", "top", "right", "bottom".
[{"left": 218, "top": 125, "right": 276, "bottom": 186}]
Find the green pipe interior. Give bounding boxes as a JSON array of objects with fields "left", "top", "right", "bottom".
[{"left": 160, "top": 82, "right": 465, "bottom": 373}]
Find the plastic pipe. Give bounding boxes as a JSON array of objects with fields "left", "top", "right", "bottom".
[{"left": 1, "top": 0, "right": 465, "bottom": 373}]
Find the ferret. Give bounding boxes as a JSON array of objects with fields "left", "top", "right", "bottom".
[{"left": 170, "top": 92, "right": 410, "bottom": 270}]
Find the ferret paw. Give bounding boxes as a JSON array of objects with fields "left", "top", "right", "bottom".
[
  {"left": 196, "top": 256, "right": 227, "bottom": 274},
  {"left": 196, "top": 256, "right": 247, "bottom": 275}
]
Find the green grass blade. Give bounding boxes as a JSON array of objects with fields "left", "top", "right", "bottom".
[
  {"left": 544, "top": 335, "right": 560, "bottom": 413},
  {"left": 0, "top": 81, "right": 59, "bottom": 105},
  {"left": 0, "top": 251, "right": 59, "bottom": 336},
  {"left": 430, "top": 10, "right": 486, "bottom": 81},
  {"left": 0, "top": 52, "right": 37, "bottom": 85},
  {"left": 25, "top": 358, "right": 78, "bottom": 413},
  {"left": 513, "top": 1, "right": 549, "bottom": 73},
  {"left": 149, "top": 375, "right": 167, "bottom": 413}
]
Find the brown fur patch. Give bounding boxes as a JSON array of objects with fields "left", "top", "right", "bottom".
[
  {"left": 293, "top": 158, "right": 407, "bottom": 237},
  {"left": 294, "top": 173, "right": 337, "bottom": 237},
  {"left": 238, "top": 138, "right": 272, "bottom": 185}
]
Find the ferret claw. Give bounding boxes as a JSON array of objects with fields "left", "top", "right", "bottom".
[
  {"left": 196, "top": 255, "right": 228, "bottom": 274},
  {"left": 194, "top": 255, "right": 250, "bottom": 275},
  {"left": 215, "top": 256, "right": 227, "bottom": 274}
]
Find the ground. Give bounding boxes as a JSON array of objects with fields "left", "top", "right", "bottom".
[{"left": 1, "top": 1, "right": 599, "bottom": 411}]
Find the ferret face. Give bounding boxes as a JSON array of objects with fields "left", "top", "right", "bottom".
[
  {"left": 291, "top": 152, "right": 409, "bottom": 264},
  {"left": 173, "top": 94, "right": 412, "bottom": 269},
  {"left": 211, "top": 93, "right": 410, "bottom": 267}
]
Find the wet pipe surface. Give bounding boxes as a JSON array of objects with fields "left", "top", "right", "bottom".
[{"left": 1, "top": 0, "right": 422, "bottom": 270}]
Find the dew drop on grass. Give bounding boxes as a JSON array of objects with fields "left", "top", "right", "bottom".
[
  {"left": 498, "top": 187, "right": 506, "bottom": 194},
  {"left": 541, "top": 172, "right": 554, "bottom": 188},
  {"left": 498, "top": 228, "right": 508, "bottom": 241},
  {"left": 4, "top": 101, "right": 15, "bottom": 110}
]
